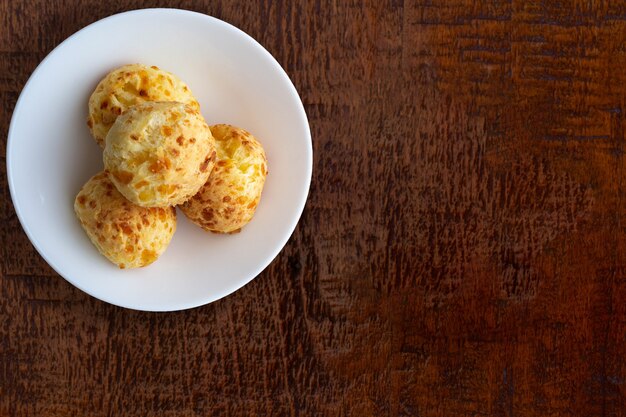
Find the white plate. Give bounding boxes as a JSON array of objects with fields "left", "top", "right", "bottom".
[{"left": 7, "top": 9, "right": 312, "bottom": 311}]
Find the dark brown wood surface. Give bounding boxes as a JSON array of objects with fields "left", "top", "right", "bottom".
[{"left": 2, "top": 1, "right": 626, "bottom": 415}]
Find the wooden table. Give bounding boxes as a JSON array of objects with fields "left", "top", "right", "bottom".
[{"left": 2, "top": 1, "right": 625, "bottom": 415}]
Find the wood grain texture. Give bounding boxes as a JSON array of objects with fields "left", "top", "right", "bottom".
[{"left": 1, "top": 0, "right": 625, "bottom": 415}]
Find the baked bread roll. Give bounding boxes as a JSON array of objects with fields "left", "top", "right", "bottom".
[
  {"left": 74, "top": 171, "right": 177, "bottom": 269},
  {"left": 103, "top": 101, "right": 216, "bottom": 207},
  {"left": 180, "top": 124, "right": 267, "bottom": 233},
  {"left": 87, "top": 64, "right": 200, "bottom": 148}
]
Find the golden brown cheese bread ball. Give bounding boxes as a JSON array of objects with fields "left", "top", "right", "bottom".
[
  {"left": 87, "top": 64, "right": 200, "bottom": 148},
  {"left": 74, "top": 172, "right": 177, "bottom": 269},
  {"left": 180, "top": 124, "right": 268, "bottom": 234},
  {"left": 103, "top": 101, "right": 216, "bottom": 208}
]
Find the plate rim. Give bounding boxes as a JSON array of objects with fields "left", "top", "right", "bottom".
[{"left": 6, "top": 8, "right": 313, "bottom": 312}]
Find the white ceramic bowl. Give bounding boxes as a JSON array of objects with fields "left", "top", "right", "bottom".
[{"left": 7, "top": 9, "right": 312, "bottom": 311}]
